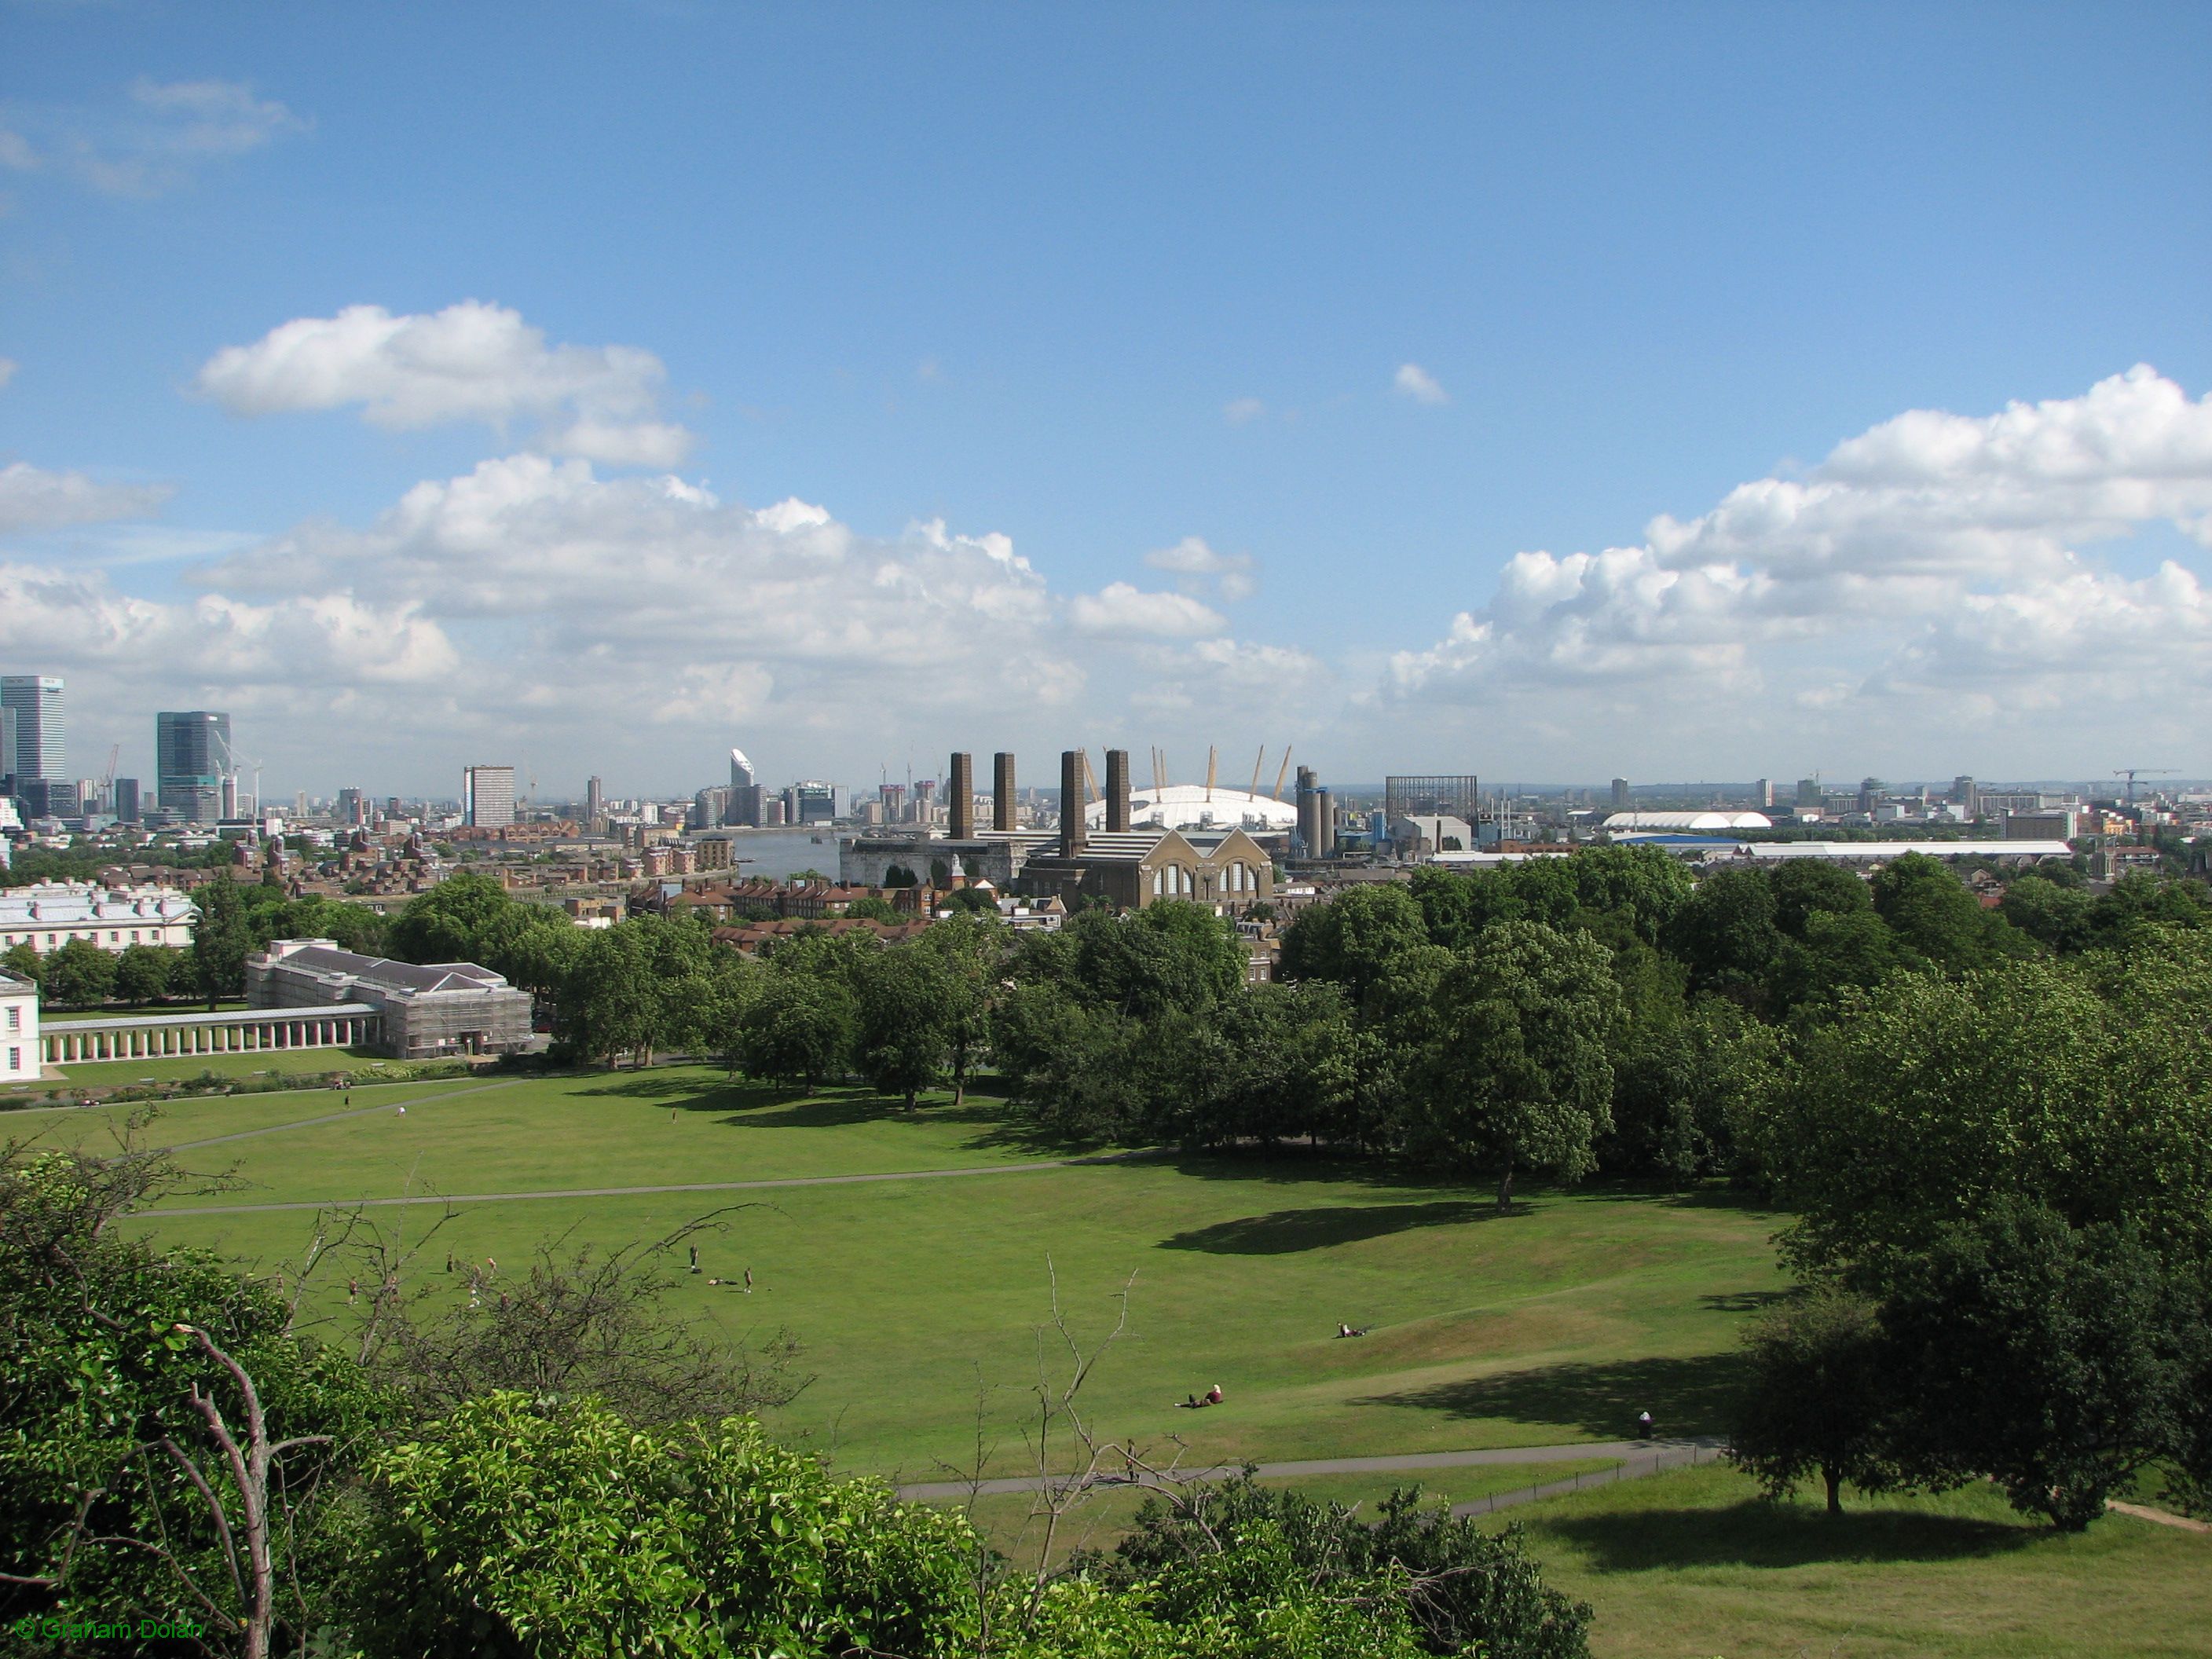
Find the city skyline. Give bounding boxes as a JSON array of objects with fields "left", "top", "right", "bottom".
[{"left": 2, "top": 6, "right": 2207, "bottom": 793}]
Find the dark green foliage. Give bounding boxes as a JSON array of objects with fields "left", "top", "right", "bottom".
[
  {"left": 1, "top": 941, "right": 40, "bottom": 989},
  {"left": 1877, "top": 1203, "right": 2207, "bottom": 1531},
  {"left": 386, "top": 870, "right": 576, "bottom": 994},
  {"left": 38, "top": 937, "right": 116, "bottom": 1008},
  {"left": 853, "top": 944, "right": 954, "bottom": 1107},
  {"left": 1728, "top": 1291, "right": 1900, "bottom": 1514},
  {"left": 189, "top": 876, "right": 256, "bottom": 1008},
  {"left": 1998, "top": 873, "right": 2096, "bottom": 952},
  {"left": 1065, "top": 901, "right": 1247, "bottom": 1021},
  {"left": 738, "top": 954, "right": 858, "bottom": 1090},
  {"left": 353, "top": 1395, "right": 984, "bottom": 1659},
  {"left": 1764, "top": 859, "right": 1871, "bottom": 939},
  {"left": 1107, "top": 1475, "right": 1594, "bottom": 1658},
  {"left": 1759, "top": 940, "right": 2212, "bottom": 1272},
  {"left": 1404, "top": 921, "right": 1620, "bottom": 1210},
  {"left": 1667, "top": 867, "right": 1785, "bottom": 1004},
  {"left": 1870, "top": 851, "right": 2020, "bottom": 974},
  {"left": 1277, "top": 884, "right": 1429, "bottom": 1002},
  {"left": 0, "top": 1147, "right": 386, "bottom": 1646},
  {"left": 112, "top": 941, "right": 182, "bottom": 1004}
]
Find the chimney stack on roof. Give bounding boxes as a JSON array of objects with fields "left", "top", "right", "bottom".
[
  {"left": 948, "top": 752, "right": 974, "bottom": 840},
  {"left": 1105, "top": 749, "right": 1131, "bottom": 833},
  {"left": 1060, "top": 749, "right": 1086, "bottom": 859},
  {"left": 994, "top": 752, "right": 1016, "bottom": 833}
]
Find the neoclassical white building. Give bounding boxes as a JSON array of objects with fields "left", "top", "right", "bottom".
[
  {"left": 0, "top": 882, "right": 199, "bottom": 954},
  {"left": 1, "top": 969, "right": 38, "bottom": 1084}
]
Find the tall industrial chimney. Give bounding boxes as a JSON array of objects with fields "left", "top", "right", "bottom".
[
  {"left": 1316, "top": 788, "right": 1335, "bottom": 857},
  {"left": 948, "top": 752, "right": 974, "bottom": 839},
  {"left": 1296, "top": 766, "right": 1319, "bottom": 855},
  {"left": 1104, "top": 749, "right": 1131, "bottom": 832},
  {"left": 993, "top": 753, "right": 1016, "bottom": 832},
  {"left": 1060, "top": 749, "right": 1086, "bottom": 858}
]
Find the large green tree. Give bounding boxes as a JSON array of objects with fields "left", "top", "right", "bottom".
[
  {"left": 1878, "top": 1203, "right": 2207, "bottom": 1531},
  {"left": 1408, "top": 921, "right": 1621, "bottom": 1210},
  {"left": 112, "top": 941, "right": 181, "bottom": 1005},
  {"left": 852, "top": 946, "right": 954, "bottom": 1109},
  {"left": 39, "top": 938, "right": 116, "bottom": 1009},
  {"left": 1667, "top": 867, "right": 1784, "bottom": 1004},
  {"left": 1870, "top": 851, "right": 2020, "bottom": 974},
  {"left": 738, "top": 959, "right": 858, "bottom": 1092},
  {"left": 1729, "top": 1291, "right": 1900, "bottom": 1515},
  {"left": 190, "top": 877, "right": 257, "bottom": 1008},
  {"left": 1277, "top": 884, "right": 1430, "bottom": 1002},
  {"left": 1761, "top": 942, "right": 2212, "bottom": 1273}
]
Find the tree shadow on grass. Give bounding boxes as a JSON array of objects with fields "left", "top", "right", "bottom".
[
  {"left": 575, "top": 1074, "right": 775, "bottom": 1105},
  {"left": 1159, "top": 1199, "right": 1500, "bottom": 1254},
  {"left": 1700, "top": 1289, "right": 1792, "bottom": 1314},
  {"left": 1361, "top": 1353, "right": 1750, "bottom": 1440},
  {"left": 1543, "top": 1496, "right": 2036, "bottom": 1569}
]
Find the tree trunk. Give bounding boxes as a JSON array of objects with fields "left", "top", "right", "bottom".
[
  {"left": 905, "top": 1089, "right": 917, "bottom": 1113},
  {"left": 1824, "top": 1465, "right": 1843, "bottom": 1515},
  {"left": 1496, "top": 1161, "right": 1515, "bottom": 1213}
]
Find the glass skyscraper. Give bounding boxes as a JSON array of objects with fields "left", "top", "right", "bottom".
[
  {"left": 0, "top": 676, "right": 65, "bottom": 781},
  {"left": 156, "top": 710, "right": 233, "bottom": 824}
]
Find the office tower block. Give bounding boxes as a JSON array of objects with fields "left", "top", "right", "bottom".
[
  {"left": 156, "top": 710, "right": 233, "bottom": 824},
  {"left": 463, "top": 765, "right": 517, "bottom": 828},
  {"left": 0, "top": 676, "right": 64, "bottom": 780}
]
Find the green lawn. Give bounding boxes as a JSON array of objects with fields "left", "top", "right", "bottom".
[
  {"left": 942, "top": 1459, "right": 1625, "bottom": 1575},
  {"left": 86, "top": 1064, "right": 2210, "bottom": 1650},
  {"left": 42, "top": 999, "right": 249, "bottom": 1023},
  {"left": 43, "top": 1046, "right": 395, "bottom": 1088},
  {"left": 4, "top": 1078, "right": 515, "bottom": 1152},
  {"left": 123, "top": 1065, "right": 1784, "bottom": 1481},
  {"left": 1509, "top": 1462, "right": 2212, "bottom": 1657}
]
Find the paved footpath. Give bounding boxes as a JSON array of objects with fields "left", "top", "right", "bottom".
[
  {"left": 897, "top": 1437, "right": 1726, "bottom": 1517},
  {"left": 156, "top": 1148, "right": 1164, "bottom": 1217}
]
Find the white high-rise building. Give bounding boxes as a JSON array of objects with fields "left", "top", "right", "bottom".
[
  {"left": 0, "top": 676, "right": 65, "bottom": 780},
  {"left": 463, "top": 764, "right": 517, "bottom": 828},
  {"left": 730, "top": 746, "right": 756, "bottom": 790}
]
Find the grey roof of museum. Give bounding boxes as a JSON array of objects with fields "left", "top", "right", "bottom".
[{"left": 273, "top": 945, "right": 507, "bottom": 996}]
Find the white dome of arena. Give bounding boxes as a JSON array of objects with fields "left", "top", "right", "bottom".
[
  {"left": 1084, "top": 784, "right": 1302, "bottom": 833},
  {"left": 1603, "top": 811, "right": 1774, "bottom": 831}
]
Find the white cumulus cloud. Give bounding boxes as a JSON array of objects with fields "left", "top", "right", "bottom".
[
  {"left": 0, "top": 462, "right": 173, "bottom": 534},
  {"left": 1386, "top": 365, "right": 2212, "bottom": 765},
  {"left": 1393, "top": 363, "right": 1448, "bottom": 405},
  {"left": 1144, "top": 534, "right": 1258, "bottom": 601},
  {"left": 1069, "top": 582, "right": 1228, "bottom": 639},
  {"left": 196, "top": 301, "right": 692, "bottom": 466}
]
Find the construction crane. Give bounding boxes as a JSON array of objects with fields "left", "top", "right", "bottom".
[{"left": 2114, "top": 767, "right": 2176, "bottom": 804}]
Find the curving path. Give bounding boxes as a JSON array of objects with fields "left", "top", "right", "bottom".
[{"left": 896, "top": 1437, "right": 1726, "bottom": 1519}]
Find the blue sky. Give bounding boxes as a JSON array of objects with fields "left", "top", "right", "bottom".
[{"left": 2, "top": 2, "right": 2208, "bottom": 797}]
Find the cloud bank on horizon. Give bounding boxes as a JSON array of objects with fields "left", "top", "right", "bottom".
[{"left": 1, "top": 301, "right": 2207, "bottom": 790}]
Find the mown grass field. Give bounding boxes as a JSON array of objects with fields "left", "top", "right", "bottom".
[
  {"left": 78, "top": 1063, "right": 2210, "bottom": 1653},
  {"left": 112, "top": 1064, "right": 1779, "bottom": 1478},
  {"left": 1512, "top": 1463, "right": 2212, "bottom": 1657}
]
